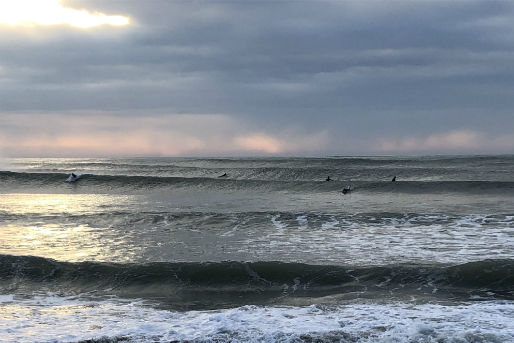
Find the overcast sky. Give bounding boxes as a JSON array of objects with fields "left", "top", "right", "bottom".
[{"left": 0, "top": 0, "right": 513, "bottom": 157}]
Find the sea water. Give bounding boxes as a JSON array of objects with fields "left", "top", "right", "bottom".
[{"left": 0, "top": 156, "right": 513, "bottom": 342}]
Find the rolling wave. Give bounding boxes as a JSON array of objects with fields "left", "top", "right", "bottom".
[
  {"left": 1, "top": 171, "right": 513, "bottom": 194},
  {"left": 1, "top": 255, "right": 512, "bottom": 309}
]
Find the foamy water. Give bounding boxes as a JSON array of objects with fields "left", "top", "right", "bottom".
[{"left": 1, "top": 295, "right": 513, "bottom": 343}]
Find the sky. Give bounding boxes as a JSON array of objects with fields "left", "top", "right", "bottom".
[{"left": 0, "top": 0, "right": 513, "bottom": 157}]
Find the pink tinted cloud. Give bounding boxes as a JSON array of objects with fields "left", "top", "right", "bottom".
[
  {"left": 233, "top": 131, "right": 328, "bottom": 154},
  {"left": 0, "top": 112, "right": 328, "bottom": 156},
  {"left": 233, "top": 134, "right": 282, "bottom": 154},
  {"left": 377, "top": 129, "right": 514, "bottom": 153}
]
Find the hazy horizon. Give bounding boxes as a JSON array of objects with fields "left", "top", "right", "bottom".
[{"left": 3, "top": 153, "right": 514, "bottom": 159}]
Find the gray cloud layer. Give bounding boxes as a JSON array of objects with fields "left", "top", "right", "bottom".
[{"left": 1, "top": 0, "right": 513, "bottom": 156}]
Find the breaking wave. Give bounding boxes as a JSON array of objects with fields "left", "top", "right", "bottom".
[{"left": 2, "top": 255, "right": 512, "bottom": 309}]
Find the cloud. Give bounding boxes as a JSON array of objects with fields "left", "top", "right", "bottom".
[
  {"left": 233, "top": 132, "right": 328, "bottom": 154},
  {"left": 0, "top": 1, "right": 514, "bottom": 155},
  {"left": 376, "top": 129, "right": 514, "bottom": 153},
  {"left": 0, "top": 112, "right": 328, "bottom": 157},
  {"left": 233, "top": 134, "right": 282, "bottom": 154}
]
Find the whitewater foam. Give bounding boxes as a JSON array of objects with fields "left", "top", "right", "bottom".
[{"left": 0, "top": 294, "right": 513, "bottom": 342}]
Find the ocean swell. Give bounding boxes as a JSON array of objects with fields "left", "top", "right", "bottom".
[{"left": 1, "top": 171, "right": 513, "bottom": 194}]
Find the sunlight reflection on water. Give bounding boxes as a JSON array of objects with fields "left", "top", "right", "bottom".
[
  {"left": 0, "top": 193, "right": 138, "bottom": 262},
  {"left": 0, "top": 193, "right": 136, "bottom": 215}
]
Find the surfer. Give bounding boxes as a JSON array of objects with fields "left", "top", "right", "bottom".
[
  {"left": 66, "top": 172, "right": 79, "bottom": 183},
  {"left": 326, "top": 176, "right": 331, "bottom": 181},
  {"left": 218, "top": 173, "right": 228, "bottom": 178},
  {"left": 342, "top": 185, "right": 351, "bottom": 194},
  {"left": 392, "top": 176, "right": 396, "bottom": 182}
]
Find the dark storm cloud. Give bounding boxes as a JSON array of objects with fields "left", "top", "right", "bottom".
[{"left": 1, "top": 0, "right": 513, "bottom": 155}]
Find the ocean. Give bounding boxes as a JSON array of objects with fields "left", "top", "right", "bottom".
[{"left": 0, "top": 156, "right": 513, "bottom": 342}]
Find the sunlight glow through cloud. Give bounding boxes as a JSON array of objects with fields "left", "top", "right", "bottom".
[
  {"left": 0, "top": 0, "right": 129, "bottom": 28},
  {"left": 234, "top": 134, "right": 283, "bottom": 154},
  {"left": 0, "top": 113, "right": 329, "bottom": 157}
]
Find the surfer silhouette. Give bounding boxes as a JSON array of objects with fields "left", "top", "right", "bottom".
[
  {"left": 342, "top": 185, "right": 351, "bottom": 194},
  {"left": 218, "top": 173, "right": 227, "bottom": 178},
  {"left": 391, "top": 176, "right": 396, "bottom": 182},
  {"left": 326, "top": 176, "right": 331, "bottom": 181}
]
